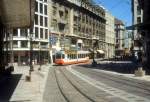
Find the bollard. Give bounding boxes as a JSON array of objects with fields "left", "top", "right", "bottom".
[
  {"left": 134, "top": 67, "right": 145, "bottom": 77},
  {"left": 25, "top": 75, "right": 31, "bottom": 82}
]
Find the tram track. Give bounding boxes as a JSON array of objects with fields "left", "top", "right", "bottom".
[
  {"left": 54, "top": 66, "right": 96, "bottom": 102},
  {"left": 73, "top": 65, "right": 150, "bottom": 97},
  {"left": 54, "top": 67, "right": 70, "bottom": 102}
]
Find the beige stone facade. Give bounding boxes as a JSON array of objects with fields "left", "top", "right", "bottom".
[
  {"left": 115, "top": 18, "right": 125, "bottom": 56},
  {"left": 48, "top": 0, "right": 106, "bottom": 54},
  {"left": 105, "top": 11, "right": 115, "bottom": 58}
]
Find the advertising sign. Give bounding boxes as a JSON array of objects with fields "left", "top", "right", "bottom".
[{"left": 0, "top": 0, "right": 35, "bottom": 28}]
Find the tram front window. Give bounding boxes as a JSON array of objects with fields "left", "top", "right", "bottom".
[
  {"left": 56, "top": 53, "right": 65, "bottom": 59},
  {"left": 56, "top": 53, "right": 61, "bottom": 59}
]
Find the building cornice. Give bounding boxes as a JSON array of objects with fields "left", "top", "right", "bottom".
[{"left": 52, "top": 0, "right": 106, "bottom": 21}]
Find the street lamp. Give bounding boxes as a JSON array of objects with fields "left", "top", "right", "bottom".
[
  {"left": 29, "top": 32, "right": 34, "bottom": 74},
  {"left": 25, "top": 31, "right": 34, "bottom": 81}
]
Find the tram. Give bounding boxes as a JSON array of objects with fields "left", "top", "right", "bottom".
[{"left": 54, "top": 50, "right": 90, "bottom": 65}]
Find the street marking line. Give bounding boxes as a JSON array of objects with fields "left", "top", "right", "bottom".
[{"left": 67, "top": 66, "right": 150, "bottom": 102}]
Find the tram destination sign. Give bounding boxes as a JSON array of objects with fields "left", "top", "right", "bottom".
[{"left": 0, "top": 0, "right": 35, "bottom": 28}]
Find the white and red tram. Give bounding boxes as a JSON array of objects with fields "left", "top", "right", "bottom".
[{"left": 54, "top": 50, "right": 90, "bottom": 65}]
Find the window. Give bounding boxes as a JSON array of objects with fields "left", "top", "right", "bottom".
[
  {"left": 137, "top": 17, "right": 141, "bottom": 24},
  {"left": 45, "top": 17, "right": 48, "bottom": 27},
  {"left": 74, "top": 16, "right": 77, "bottom": 22},
  {"left": 52, "top": 6, "right": 57, "bottom": 16},
  {"left": 137, "top": 6, "right": 141, "bottom": 15},
  {"left": 40, "top": 16, "right": 43, "bottom": 26},
  {"left": 59, "top": 11, "right": 64, "bottom": 18},
  {"left": 44, "top": 5, "right": 47, "bottom": 15},
  {"left": 40, "top": 3, "right": 43, "bottom": 14},
  {"left": 40, "top": 28, "right": 43, "bottom": 38},
  {"left": 35, "top": 27, "right": 39, "bottom": 38},
  {"left": 30, "top": 28, "right": 33, "bottom": 34},
  {"left": 13, "top": 29, "right": 18, "bottom": 36},
  {"left": 45, "top": 29, "right": 48, "bottom": 39},
  {"left": 56, "top": 53, "right": 61, "bottom": 59},
  {"left": 78, "top": 54, "right": 81, "bottom": 58},
  {"left": 14, "top": 56, "right": 18, "bottom": 62},
  {"left": 65, "top": 9, "right": 68, "bottom": 18},
  {"left": 13, "top": 41, "right": 18, "bottom": 48},
  {"left": 21, "top": 41, "right": 28, "bottom": 48},
  {"left": 20, "top": 29, "right": 28, "bottom": 37},
  {"left": 51, "top": 19, "right": 57, "bottom": 30},
  {"left": 68, "top": 54, "right": 70, "bottom": 59},
  {"left": 35, "top": 1, "right": 38, "bottom": 12},
  {"left": 62, "top": 54, "right": 65, "bottom": 59},
  {"left": 35, "top": 14, "right": 38, "bottom": 25}
]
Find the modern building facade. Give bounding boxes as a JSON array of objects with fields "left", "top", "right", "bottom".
[
  {"left": 49, "top": 0, "right": 106, "bottom": 56},
  {"left": 105, "top": 11, "right": 115, "bottom": 58},
  {"left": 135, "top": 0, "right": 150, "bottom": 71},
  {"left": 5, "top": 0, "right": 49, "bottom": 65},
  {"left": 131, "top": 0, "right": 143, "bottom": 54},
  {"left": 115, "top": 18, "right": 125, "bottom": 56}
]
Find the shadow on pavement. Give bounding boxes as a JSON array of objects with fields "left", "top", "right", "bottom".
[
  {"left": 0, "top": 74, "right": 22, "bottom": 102},
  {"left": 77, "top": 62, "right": 138, "bottom": 74}
]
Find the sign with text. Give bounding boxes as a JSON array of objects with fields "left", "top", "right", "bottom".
[{"left": 0, "top": 0, "right": 35, "bottom": 28}]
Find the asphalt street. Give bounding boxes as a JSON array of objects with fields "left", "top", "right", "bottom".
[
  {"left": 72, "top": 64, "right": 150, "bottom": 100},
  {"left": 43, "top": 62, "right": 150, "bottom": 102}
]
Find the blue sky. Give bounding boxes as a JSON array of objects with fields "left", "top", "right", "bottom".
[{"left": 94, "top": 0, "right": 132, "bottom": 26}]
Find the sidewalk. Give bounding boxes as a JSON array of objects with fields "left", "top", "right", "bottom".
[
  {"left": 93, "top": 68, "right": 150, "bottom": 82},
  {"left": 92, "top": 60, "right": 150, "bottom": 82},
  {"left": 9, "top": 64, "right": 51, "bottom": 102}
]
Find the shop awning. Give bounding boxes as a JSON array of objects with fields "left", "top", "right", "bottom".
[
  {"left": 77, "top": 39, "right": 83, "bottom": 43},
  {"left": 97, "top": 50, "right": 104, "bottom": 54}
]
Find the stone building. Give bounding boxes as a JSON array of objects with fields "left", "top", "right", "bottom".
[
  {"left": 48, "top": 0, "right": 106, "bottom": 55},
  {"left": 115, "top": 18, "right": 125, "bottom": 57},
  {"left": 105, "top": 11, "right": 115, "bottom": 58}
]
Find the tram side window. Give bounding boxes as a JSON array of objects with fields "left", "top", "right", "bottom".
[
  {"left": 73, "top": 54, "right": 75, "bottom": 59},
  {"left": 81, "top": 54, "right": 83, "bottom": 58},
  {"left": 75, "top": 54, "right": 77, "bottom": 59},
  {"left": 62, "top": 54, "right": 65, "bottom": 59},
  {"left": 68, "top": 54, "right": 70, "bottom": 59},
  {"left": 70, "top": 54, "right": 73, "bottom": 59},
  {"left": 78, "top": 54, "right": 81, "bottom": 58}
]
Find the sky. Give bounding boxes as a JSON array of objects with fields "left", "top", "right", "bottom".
[{"left": 94, "top": 0, "right": 132, "bottom": 26}]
